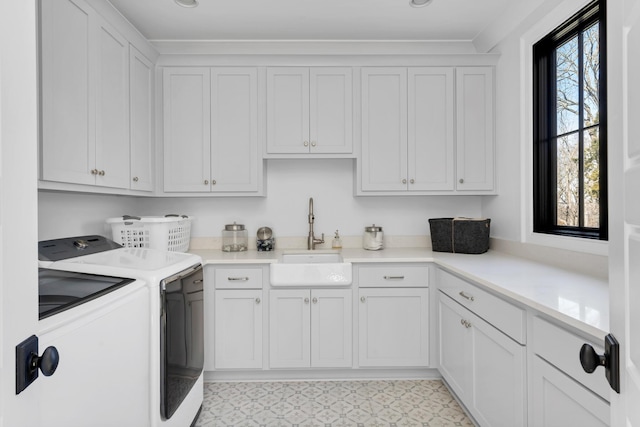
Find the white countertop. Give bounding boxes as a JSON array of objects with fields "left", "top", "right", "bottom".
[{"left": 191, "top": 247, "right": 609, "bottom": 340}]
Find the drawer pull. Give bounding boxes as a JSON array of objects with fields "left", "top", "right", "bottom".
[
  {"left": 228, "top": 277, "right": 250, "bottom": 281},
  {"left": 459, "top": 291, "right": 475, "bottom": 302},
  {"left": 384, "top": 275, "right": 405, "bottom": 280},
  {"left": 460, "top": 319, "right": 472, "bottom": 328},
  {"left": 192, "top": 279, "right": 203, "bottom": 284}
]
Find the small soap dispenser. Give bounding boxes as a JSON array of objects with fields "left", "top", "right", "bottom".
[{"left": 332, "top": 230, "right": 343, "bottom": 249}]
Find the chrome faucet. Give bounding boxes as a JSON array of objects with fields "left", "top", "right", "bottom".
[{"left": 307, "top": 197, "right": 324, "bottom": 250}]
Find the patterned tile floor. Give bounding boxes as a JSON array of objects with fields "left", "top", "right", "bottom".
[{"left": 195, "top": 379, "right": 474, "bottom": 427}]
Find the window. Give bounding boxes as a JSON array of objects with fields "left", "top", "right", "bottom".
[{"left": 533, "top": 0, "right": 607, "bottom": 240}]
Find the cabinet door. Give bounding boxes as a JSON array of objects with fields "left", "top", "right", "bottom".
[
  {"left": 408, "top": 67, "right": 455, "bottom": 191},
  {"left": 214, "top": 290, "right": 263, "bottom": 369},
  {"left": 361, "top": 68, "right": 408, "bottom": 191},
  {"left": 40, "top": 0, "right": 95, "bottom": 185},
  {"left": 358, "top": 287, "right": 429, "bottom": 367},
  {"left": 94, "top": 16, "right": 129, "bottom": 189},
  {"left": 266, "top": 67, "right": 310, "bottom": 154},
  {"left": 456, "top": 67, "right": 495, "bottom": 191},
  {"left": 470, "top": 301, "right": 526, "bottom": 427},
  {"left": 438, "top": 291, "right": 472, "bottom": 400},
  {"left": 310, "top": 68, "right": 353, "bottom": 154},
  {"left": 163, "top": 67, "right": 211, "bottom": 192},
  {"left": 310, "top": 289, "right": 352, "bottom": 368},
  {"left": 269, "top": 290, "right": 310, "bottom": 368},
  {"left": 532, "top": 356, "right": 609, "bottom": 427},
  {"left": 129, "top": 46, "right": 153, "bottom": 192},
  {"left": 211, "top": 68, "right": 260, "bottom": 192}
]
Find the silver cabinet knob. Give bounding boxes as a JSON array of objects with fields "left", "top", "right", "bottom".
[
  {"left": 212, "top": 179, "right": 216, "bottom": 185},
  {"left": 312, "top": 297, "right": 318, "bottom": 304},
  {"left": 255, "top": 298, "right": 261, "bottom": 304},
  {"left": 360, "top": 296, "right": 366, "bottom": 303},
  {"left": 410, "top": 179, "right": 415, "bottom": 184},
  {"left": 311, "top": 141, "right": 317, "bottom": 147},
  {"left": 304, "top": 141, "right": 309, "bottom": 147},
  {"left": 90, "top": 169, "right": 98, "bottom": 175},
  {"left": 204, "top": 180, "right": 209, "bottom": 185},
  {"left": 459, "top": 178, "right": 464, "bottom": 184},
  {"left": 132, "top": 176, "right": 139, "bottom": 182},
  {"left": 98, "top": 170, "right": 105, "bottom": 176},
  {"left": 304, "top": 297, "right": 310, "bottom": 304},
  {"left": 402, "top": 179, "right": 407, "bottom": 184}
]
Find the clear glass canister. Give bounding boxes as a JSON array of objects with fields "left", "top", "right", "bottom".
[
  {"left": 363, "top": 224, "right": 383, "bottom": 250},
  {"left": 222, "top": 222, "right": 248, "bottom": 252}
]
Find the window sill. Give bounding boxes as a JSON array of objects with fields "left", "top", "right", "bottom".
[{"left": 525, "top": 231, "right": 608, "bottom": 256}]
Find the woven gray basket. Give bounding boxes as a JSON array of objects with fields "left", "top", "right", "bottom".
[{"left": 429, "top": 218, "right": 490, "bottom": 254}]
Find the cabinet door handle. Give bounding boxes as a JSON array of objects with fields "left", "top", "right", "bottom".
[
  {"left": 402, "top": 179, "right": 407, "bottom": 184},
  {"left": 304, "top": 141, "right": 309, "bottom": 147},
  {"left": 255, "top": 298, "right": 261, "bottom": 304},
  {"left": 384, "top": 276, "right": 405, "bottom": 280},
  {"left": 460, "top": 319, "right": 472, "bottom": 328},
  {"left": 312, "top": 297, "right": 318, "bottom": 304},
  {"left": 91, "top": 169, "right": 98, "bottom": 175},
  {"left": 459, "top": 178, "right": 464, "bottom": 184},
  {"left": 132, "top": 176, "right": 139, "bottom": 182},
  {"left": 204, "top": 180, "right": 209, "bottom": 185},
  {"left": 212, "top": 179, "right": 217, "bottom": 185},
  {"left": 98, "top": 170, "right": 105, "bottom": 176},
  {"left": 459, "top": 291, "right": 475, "bottom": 302},
  {"left": 410, "top": 179, "right": 415, "bottom": 184},
  {"left": 360, "top": 296, "right": 366, "bottom": 303},
  {"left": 311, "top": 141, "right": 317, "bottom": 147},
  {"left": 304, "top": 297, "right": 310, "bottom": 304},
  {"left": 228, "top": 277, "right": 249, "bottom": 281}
]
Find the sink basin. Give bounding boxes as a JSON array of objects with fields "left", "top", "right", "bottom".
[{"left": 271, "top": 251, "right": 352, "bottom": 287}]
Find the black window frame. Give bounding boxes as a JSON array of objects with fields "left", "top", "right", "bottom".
[{"left": 533, "top": 0, "right": 608, "bottom": 240}]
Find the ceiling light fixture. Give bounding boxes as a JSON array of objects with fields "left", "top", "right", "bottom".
[
  {"left": 174, "top": 0, "right": 199, "bottom": 8},
  {"left": 409, "top": 0, "right": 433, "bottom": 7}
]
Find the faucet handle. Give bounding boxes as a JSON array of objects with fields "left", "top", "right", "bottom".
[{"left": 320, "top": 233, "right": 325, "bottom": 243}]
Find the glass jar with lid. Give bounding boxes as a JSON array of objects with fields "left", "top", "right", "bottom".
[
  {"left": 363, "top": 224, "right": 383, "bottom": 250},
  {"left": 222, "top": 222, "right": 248, "bottom": 252}
]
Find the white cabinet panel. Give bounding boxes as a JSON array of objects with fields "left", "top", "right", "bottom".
[
  {"left": 361, "top": 67, "right": 408, "bottom": 191},
  {"left": 94, "top": 16, "right": 129, "bottom": 189},
  {"left": 267, "top": 67, "right": 353, "bottom": 156},
  {"left": 532, "top": 356, "right": 609, "bottom": 427},
  {"left": 129, "top": 46, "right": 154, "bottom": 192},
  {"left": 310, "top": 289, "right": 352, "bottom": 368},
  {"left": 211, "top": 68, "right": 260, "bottom": 192},
  {"left": 163, "top": 67, "right": 211, "bottom": 193},
  {"left": 438, "top": 291, "right": 525, "bottom": 427},
  {"left": 456, "top": 67, "right": 495, "bottom": 191},
  {"left": 214, "top": 290, "right": 263, "bottom": 369},
  {"left": 269, "top": 289, "right": 311, "bottom": 368},
  {"left": 358, "top": 287, "right": 429, "bottom": 367}
]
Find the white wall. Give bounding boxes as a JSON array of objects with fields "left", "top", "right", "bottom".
[{"left": 38, "top": 159, "right": 483, "bottom": 241}]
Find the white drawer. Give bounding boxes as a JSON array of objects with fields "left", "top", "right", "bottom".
[
  {"left": 357, "top": 264, "right": 429, "bottom": 288},
  {"left": 438, "top": 269, "right": 525, "bottom": 344},
  {"left": 214, "top": 267, "right": 263, "bottom": 289},
  {"left": 532, "top": 316, "right": 610, "bottom": 401}
]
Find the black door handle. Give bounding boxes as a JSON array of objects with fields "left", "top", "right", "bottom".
[{"left": 579, "top": 333, "right": 620, "bottom": 393}]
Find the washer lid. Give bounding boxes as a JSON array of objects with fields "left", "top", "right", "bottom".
[{"left": 38, "top": 235, "right": 121, "bottom": 262}]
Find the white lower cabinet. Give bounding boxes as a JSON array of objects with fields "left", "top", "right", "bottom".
[
  {"left": 358, "top": 287, "right": 429, "bottom": 367},
  {"left": 531, "top": 356, "right": 609, "bottom": 427},
  {"left": 214, "top": 289, "right": 263, "bottom": 369},
  {"left": 269, "top": 289, "right": 352, "bottom": 368},
  {"left": 438, "top": 291, "right": 526, "bottom": 427}
]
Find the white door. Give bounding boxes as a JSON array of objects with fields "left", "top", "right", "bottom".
[
  {"left": 310, "top": 68, "right": 353, "bottom": 154},
  {"left": 163, "top": 67, "right": 211, "bottom": 192},
  {"left": 310, "top": 289, "right": 352, "bottom": 368},
  {"left": 210, "top": 68, "right": 260, "bottom": 192},
  {"left": 1, "top": 1, "right": 41, "bottom": 425},
  {"left": 361, "top": 67, "right": 408, "bottom": 192},
  {"left": 609, "top": 0, "right": 640, "bottom": 425},
  {"left": 129, "top": 46, "right": 154, "bottom": 192},
  {"left": 269, "top": 290, "right": 310, "bottom": 368}
]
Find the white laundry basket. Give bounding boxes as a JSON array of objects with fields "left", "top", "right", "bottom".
[{"left": 107, "top": 215, "right": 192, "bottom": 252}]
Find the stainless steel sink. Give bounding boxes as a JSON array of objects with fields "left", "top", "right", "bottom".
[{"left": 270, "top": 251, "right": 352, "bottom": 287}]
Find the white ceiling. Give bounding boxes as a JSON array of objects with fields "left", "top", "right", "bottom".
[{"left": 106, "top": 0, "right": 523, "bottom": 45}]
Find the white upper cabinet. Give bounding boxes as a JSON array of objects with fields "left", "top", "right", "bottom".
[
  {"left": 455, "top": 67, "right": 495, "bottom": 191},
  {"left": 40, "top": 0, "right": 130, "bottom": 189},
  {"left": 163, "top": 67, "right": 263, "bottom": 195},
  {"left": 40, "top": 0, "right": 152, "bottom": 192},
  {"left": 359, "top": 66, "right": 494, "bottom": 195},
  {"left": 129, "top": 46, "right": 154, "bottom": 192},
  {"left": 163, "top": 67, "right": 211, "bottom": 193},
  {"left": 266, "top": 67, "right": 353, "bottom": 156}
]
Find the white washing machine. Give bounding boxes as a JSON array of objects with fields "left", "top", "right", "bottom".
[{"left": 39, "top": 235, "right": 204, "bottom": 427}]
